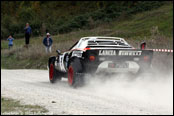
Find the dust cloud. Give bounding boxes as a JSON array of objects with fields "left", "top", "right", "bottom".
[{"left": 82, "top": 54, "right": 173, "bottom": 109}]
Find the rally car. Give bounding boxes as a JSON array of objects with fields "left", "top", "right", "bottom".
[{"left": 48, "top": 37, "right": 153, "bottom": 87}]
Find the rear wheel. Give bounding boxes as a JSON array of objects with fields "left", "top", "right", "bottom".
[
  {"left": 68, "top": 59, "right": 84, "bottom": 87},
  {"left": 49, "top": 60, "right": 62, "bottom": 83}
]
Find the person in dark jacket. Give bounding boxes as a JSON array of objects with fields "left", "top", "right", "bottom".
[
  {"left": 24, "top": 23, "right": 32, "bottom": 48},
  {"left": 43, "top": 33, "right": 53, "bottom": 53}
]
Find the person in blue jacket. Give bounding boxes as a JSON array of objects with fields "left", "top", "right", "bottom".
[
  {"left": 7, "top": 35, "right": 14, "bottom": 50},
  {"left": 43, "top": 33, "right": 53, "bottom": 53},
  {"left": 24, "top": 23, "right": 32, "bottom": 48}
]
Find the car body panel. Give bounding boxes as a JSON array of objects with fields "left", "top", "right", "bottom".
[{"left": 48, "top": 37, "right": 153, "bottom": 75}]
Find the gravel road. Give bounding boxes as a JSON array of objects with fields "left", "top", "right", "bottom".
[{"left": 1, "top": 69, "right": 173, "bottom": 115}]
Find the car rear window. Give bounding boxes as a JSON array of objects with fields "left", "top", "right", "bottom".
[{"left": 88, "top": 41, "right": 128, "bottom": 46}]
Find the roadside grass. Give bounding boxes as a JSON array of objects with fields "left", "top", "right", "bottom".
[
  {"left": 1, "top": 39, "right": 76, "bottom": 69},
  {"left": 1, "top": 97, "right": 48, "bottom": 115},
  {"left": 1, "top": 3, "right": 173, "bottom": 69}
]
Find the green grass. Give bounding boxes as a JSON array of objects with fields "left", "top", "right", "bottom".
[
  {"left": 1, "top": 3, "right": 173, "bottom": 69},
  {"left": 111, "top": 3, "right": 173, "bottom": 38},
  {"left": 1, "top": 97, "right": 48, "bottom": 115}
]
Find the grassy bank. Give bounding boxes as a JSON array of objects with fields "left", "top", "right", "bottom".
[
  {"left": 1, "top": 97, "right": 48, "bottom": 115},
  {"left": 1, "top": 3, "right": 173, "bottom": 69}
]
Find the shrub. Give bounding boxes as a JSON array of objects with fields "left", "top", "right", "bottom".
[
  {"left": 1, "top": 1, "right": 165, "bottom": 39},
  {"left": 30, "top": 19, "right": 42, "bottom": 36}
]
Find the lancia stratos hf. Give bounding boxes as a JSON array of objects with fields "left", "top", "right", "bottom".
[{"left": 48, "top": 37, "right": 153, "bottom": 87}]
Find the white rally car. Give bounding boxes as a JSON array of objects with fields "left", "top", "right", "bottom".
[{"left": 48, "top": 37, "right": 153, "bottom": 87}]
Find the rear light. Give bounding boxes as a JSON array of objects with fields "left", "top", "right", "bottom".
[
  {"left": 144, "top": 56, "right": 149, "bottom": 61},
  {"left": 140, "top": 42, "right": 146, "bottom": 50},
  {"left": 89, "top": 55, "right": 95, "bottom": 61}
]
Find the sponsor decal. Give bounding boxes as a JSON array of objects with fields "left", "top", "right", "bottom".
[
  {"left": 99, "top": 50, "right": 116, "bottom": 56},
  {"left": 99, "top": 50, "right": 142, "bottom": 56},
  {"left": 119, "top": 51, "right": 142, "bottom": 56}
]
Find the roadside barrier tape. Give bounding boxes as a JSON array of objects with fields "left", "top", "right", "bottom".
[{"left": 151, "top": 49, "right": 173, "bottom": 53}]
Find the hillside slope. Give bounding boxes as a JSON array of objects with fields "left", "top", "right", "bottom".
[
  {"left": 1, "top": 1, "right": 165, "bottom": 39},
  {"left": 1, "top": 3, "right": 173, "bottom": 69}
]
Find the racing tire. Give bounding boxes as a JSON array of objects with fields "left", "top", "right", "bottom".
[
  {"left": 49, "top": 60, "right": 62, "bottom": 83},
  {"left": 68, "top": 58, "right": 84, "bottom": 88}
]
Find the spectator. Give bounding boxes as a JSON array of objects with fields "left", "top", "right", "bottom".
[
  {"left": 7, "top": 35, "right": 14, "bottom": 50},
  {"left": 43, "top": 33, "right": 53, "bottom": 53},
  {"left": 24, "top": 23, "right": 32, "bottom": 48}
]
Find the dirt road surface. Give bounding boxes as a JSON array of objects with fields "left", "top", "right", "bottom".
[{"left": 1, "top": 69, "right": 173, "bottom": 115}]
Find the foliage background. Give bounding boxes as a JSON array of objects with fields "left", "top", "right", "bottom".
[
  {"left": 1, "top": 1, "right": 173, "bottom": 69},
  {"left": 1, "top": 1, "right": 166, "bottom": 39}
]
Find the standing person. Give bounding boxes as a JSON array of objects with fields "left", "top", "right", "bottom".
[
  {"left": 7, "top": 35, "right": 14, "bottom": 50},
  {"left": 24, "top": 23, "right": 32, "bottom": 48},
  {"left": 43, "top": 33, "right": 53, "bottom": 53}
]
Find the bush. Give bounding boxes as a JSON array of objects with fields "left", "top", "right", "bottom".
[
  {"left": 58, "top": 24, "right": 72, "bottom": 34},
  {"left": 30, "top": 19, "right": 42, "bottom": 36},
  {"left": 18, "top": 7, "right": 35, "bottom": 22},
  {"left": 69, "top": 15, "right": 89, "bottom": 28},
  {"left": 1, "top": 1, "right": 165, "bottom": 39},
  {"left": 127, "top": 1, "right": 164, "bottom": 14},
  {"left": 91, "top": 10, "right": 106, "bottom": 21},
  {"left": 57, "top": 14, "right": 90, "bottom": 34},
  {"left": 1, "top": 15, "right": 12, "bottom": 39}
]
